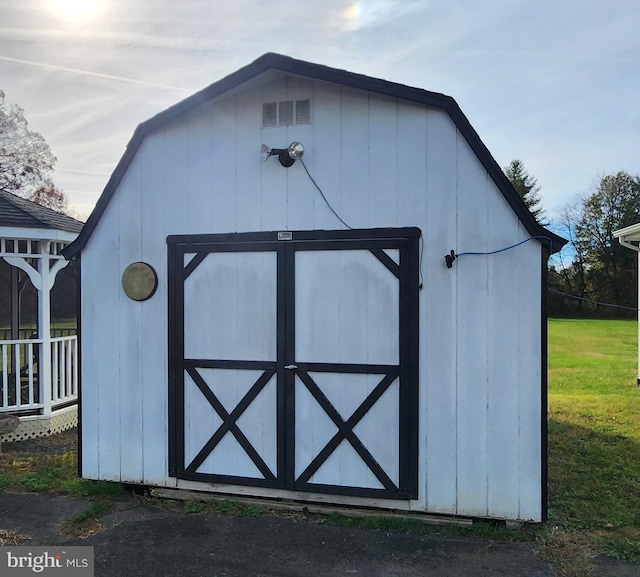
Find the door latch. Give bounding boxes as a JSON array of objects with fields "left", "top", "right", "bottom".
[{"left": 284, "top": 364, "right": 298, "bottom": 370}]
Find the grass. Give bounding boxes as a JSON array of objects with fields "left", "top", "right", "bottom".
[
  {"left": 324, "top": 512, "right": 428, "bottom": 533},
  {"left": 60, "top": 500, "right": 113, "bottom": 539},
  {"left": 0, "top": 451, "right": 122, "bottom": 498},
  {"left": 325, "top": 512, "right": 535, "bottom": 542},
  {"left": 0, "top": 453, "right": 77, "bottom": 492},
  {"left": 548, "top": 318, "right": 640, "bottom": 569},
  {"left": 0, "top": 443, "right": 124, "bottom": 540},
  {"left": 181, "top": 498, "right": 263, "bottom": 517}
]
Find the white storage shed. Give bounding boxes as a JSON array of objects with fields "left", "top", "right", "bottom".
[{"left": 63, "top": 53, "right": 566, "bottom": 522}]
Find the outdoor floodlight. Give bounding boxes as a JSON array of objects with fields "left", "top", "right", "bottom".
[{"left": 261, "top": 142, "right": 305, "bottom": 167}]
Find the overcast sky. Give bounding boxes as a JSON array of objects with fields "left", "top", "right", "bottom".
[{"left": 1, "top": 0, "right": 638, "bottom": 220}]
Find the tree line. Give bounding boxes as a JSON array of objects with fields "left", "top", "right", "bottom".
[{"left": 506, "top": 160, "right": 640, "bottom": 318}]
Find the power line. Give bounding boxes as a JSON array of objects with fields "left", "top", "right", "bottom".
[{"left": 548, "top": 288, "right": 638, "bottom": 312}]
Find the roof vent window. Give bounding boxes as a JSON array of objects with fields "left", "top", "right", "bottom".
[
  {"left": 295, "top": 99, "right": 311, "bottom": 124},
  {"left": 278, "top": 101, "right": 294, "bottom": 126},
  {"left": 263, "top": 99, "right": 312, "bottom": 127},
  {"left": 262, "top": 103, "right": 277, "bottom": 127}
]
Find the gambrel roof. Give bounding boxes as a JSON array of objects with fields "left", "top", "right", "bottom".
[
  {"left": 0, "top": 189, "right": 83, "bottom": 233},
  {"left": 63, "top": 53, "right": 566, "bottom": 258}
]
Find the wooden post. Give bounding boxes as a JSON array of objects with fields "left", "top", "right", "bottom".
[
  {"left": 39, "top": 242, "right": 52, "bottom": 418},
  {"left": 10, "top": 266, "right": 18, "bottom": 376}
]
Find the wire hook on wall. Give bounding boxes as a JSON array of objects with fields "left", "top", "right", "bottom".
[{"left": 444, "top": 250, "right": 456, "bottom": 268}]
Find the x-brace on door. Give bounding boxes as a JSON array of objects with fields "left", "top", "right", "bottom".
[{"left": 168, "top": 228, "right": 420, "bottom": 500}]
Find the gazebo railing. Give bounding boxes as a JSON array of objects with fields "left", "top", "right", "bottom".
[
  {"left": 50, "top": 336, "right": 78, "bottom": 407},
  {"left": 0, "top": 335, "right": 78, "bottom": 413},
  {"left": 0, "top": 328, "right": 77, "bottom": 341}
]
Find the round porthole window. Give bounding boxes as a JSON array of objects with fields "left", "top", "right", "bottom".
[{"left": 121, "top": 262, "right": 158, "bottom": 301}]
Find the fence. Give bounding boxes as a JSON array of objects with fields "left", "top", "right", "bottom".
[
  {"left": 50, "top": 336, "right": 78, "bottom": 407},
  {"left": 0, "top": 335, "right": 78, "bottom": 413},
  {"left": 0, "top": 328, "right": 77, "bottom": 340}
]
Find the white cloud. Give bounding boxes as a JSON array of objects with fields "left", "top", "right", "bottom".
[
  {"left": 0, "top": 0, "right": 639, "bottom": 216},
  {"left": 0, "top": 55, "right": 192, "bottom": 92}
]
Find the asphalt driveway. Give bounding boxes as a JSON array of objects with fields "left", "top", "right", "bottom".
[{"left": 0, "top": 491, "right": 636, "bottom": 577}]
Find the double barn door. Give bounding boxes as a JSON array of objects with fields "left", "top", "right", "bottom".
[{"left": 168, "top": 228, "right": 419, "bottom": 500}]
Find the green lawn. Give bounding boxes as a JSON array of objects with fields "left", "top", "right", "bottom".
[{"left": 548, "top": 318, "right": 640, "bottom": 561}]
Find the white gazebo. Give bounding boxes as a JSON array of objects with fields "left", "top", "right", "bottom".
[
  {"left": 613, "top": 223, "right": 640, "bottom": 385},
  {"left": 0, "top": 190, "right": 83, "bottom": 441}
]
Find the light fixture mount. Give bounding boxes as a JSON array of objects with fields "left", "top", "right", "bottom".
[{"left": 261, "top": 142, "right": 305, "bottom": 167}]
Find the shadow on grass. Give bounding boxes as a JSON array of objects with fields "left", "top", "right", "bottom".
[{"left": 548, "top": 418, "right": 640, "bottom": 561}]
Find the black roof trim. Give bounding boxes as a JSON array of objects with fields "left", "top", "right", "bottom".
[
  {"left": 0, "top": 189, "right": 84, "bottom": 234},
  {"left": 63, "top": 53, "right": 566, "bottom": 258}
]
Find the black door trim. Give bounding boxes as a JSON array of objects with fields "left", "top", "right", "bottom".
[{"left": 168, "top": 228, "right": 420, "bottom": 499}]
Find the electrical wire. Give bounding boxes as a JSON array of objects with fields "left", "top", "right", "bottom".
[
  {"left": 299, "top": 158, "right": 352, "bottom": 230},
  {"left": 548, "top": 289, "right": 639, "bottom": 312},
  {"left": 298, "top": 159, "right": 425, "bottom": 289},
  {"left": 452, "top": 236, "right": 635, "bottom": 312},
  {"left": 456, "top": 236, "right": 554, "bottom": 258}
]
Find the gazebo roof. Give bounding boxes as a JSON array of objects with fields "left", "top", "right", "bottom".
[{"left": 0, "top": 190, "right": 83, "bottom": 236}]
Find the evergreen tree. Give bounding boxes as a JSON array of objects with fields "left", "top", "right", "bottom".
[{"left": 504, "top": 159, "right": 545, "bottom": 224}]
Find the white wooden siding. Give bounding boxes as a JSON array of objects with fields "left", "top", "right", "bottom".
[
  {"left": 140, "top": 132, "right": 173, "bottom": 486},
  {"left": 423, "top": 106, "right": 458, "bottom": 515},
  {"left": 80, "top": 74, "right": 544, "bottom": 520},
  {"left": 81, "top": 179, "right": 124, "bottom": 482}
]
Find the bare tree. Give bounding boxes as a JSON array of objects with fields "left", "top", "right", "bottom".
[
  {"left": 0, "top": 90, "right": 69, "bottom": 212},
  {"left": 551, "top": 199, "right": 589, "bottom": 313}
]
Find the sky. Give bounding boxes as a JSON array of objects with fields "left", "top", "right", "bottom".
[{"left": 0, "top": 0, "right": 638, "bottom": 220}]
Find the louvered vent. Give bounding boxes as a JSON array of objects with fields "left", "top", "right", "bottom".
[
  {"left": 278, "top": 101, "right": 294, "bottom": 125},
  {"left": 262, "top": 103, "right": 277, "bottom": 127},
  {"left": 262, "top": 99, "right": 312, "bottom": 127},
  {"left": 295, "top": 99, "right": 311, "bottom": 124}
]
